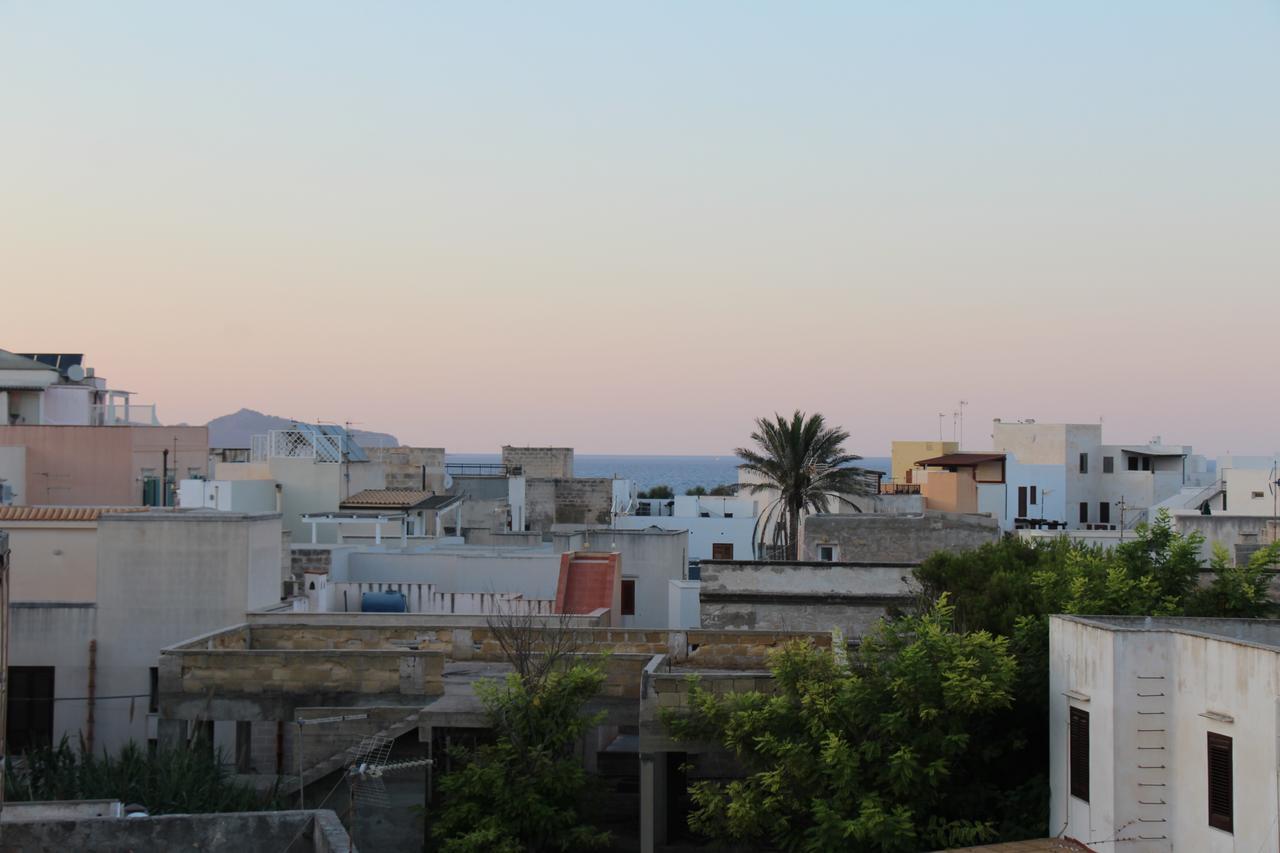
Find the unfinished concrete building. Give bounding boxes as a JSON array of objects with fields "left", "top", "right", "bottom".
[{"left": 158, "top": 608, "right": 834, "bottom": 853}]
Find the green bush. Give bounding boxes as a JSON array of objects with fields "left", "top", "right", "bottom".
[{"left": 5, "top": 736, "right": 277, "bottom": 814}]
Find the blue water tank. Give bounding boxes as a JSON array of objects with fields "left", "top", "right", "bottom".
[{"left": 360, "top": 591, "right": 407, "bottom": 613}]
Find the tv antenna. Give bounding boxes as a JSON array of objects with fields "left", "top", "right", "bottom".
[
  {"left": 1269, "top": 461, "right": 1279, "bottom": 544},
  {"left": 346, "top": 734, "right": 433, "bottom": 809}
]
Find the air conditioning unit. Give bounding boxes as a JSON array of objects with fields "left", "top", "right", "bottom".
[{"left": 0, "top": 481, "right": 13, "bottom": 505}]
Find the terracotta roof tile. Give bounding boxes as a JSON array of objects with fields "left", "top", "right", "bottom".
[
  {"left": 0, "top": 506, "right": 150, "bottom": 522},
  {"left": 340, "top": 489, "right": 434, "bottom": 509}
]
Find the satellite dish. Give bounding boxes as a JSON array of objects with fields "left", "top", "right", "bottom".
[{"left": 66, "top": 364, "right": 86, "bottom": 382}]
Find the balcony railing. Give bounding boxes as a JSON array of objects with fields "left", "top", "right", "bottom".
[
  {"left": 445, "top": 463, "right": 522, "bottom": 477},
  {"left": 880, "top": 483, "right": 921, "bottom": 495},
  {"left": 91, "top": 403, "right": 160, "bottom": 426}
]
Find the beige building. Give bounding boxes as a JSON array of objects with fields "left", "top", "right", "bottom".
[
  {"left": 889, "top": 440, "right": 959, "bottom": 483},
  {"left": 1, "top": 507, "right": 284, "bottom": 755}
]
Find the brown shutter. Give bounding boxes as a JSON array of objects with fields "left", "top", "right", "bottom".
[
  {"left": 1069, "top": 707, "right": 1090, "bottom": 802},
  {"left": 1207, "top": 733, "right": 1233, "bottom": 833}
]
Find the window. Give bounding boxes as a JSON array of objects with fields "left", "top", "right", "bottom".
[
  {"left": 1127, "top": 456, "right": 1139, "bottom": 471},
  {"left": 1069, "top": 707, "right": 1089, "bottom": 802},
  {"left": 1030, "top": 485, "right": 1038, "bottom": 505},
  {"left": 1079, "top": 502, "right": 1089, "bottom": 524},
  {"left": 621, "top": 579, "right": 636, "bottom": 616},
  {"left": 723, "top": 512, "right": 733, "bottom": 518},
  {"left": 1017, "top": 486, "right": 1028, "bottom": 518},
  {"left": 7, "top": 667, "right": 55, "bottom": 753},
  {"left": 818, "top": 544, "right": 838, "bottom": 562},
  {"left": 1252, "top": 491, "right": 1265, "bottom": 499},
  {"left": 711, "top": 543, "right": 734, "bottom": 560},
  {"left": 1207, "top": 733, "right": 1233, "bottom": 833},
  {"left": 1103, "top": 456, "right": 1114, "bottom": 474},
  {"left": 1142, "top": 457, "right": 1151, "bottom": 472},
  {"left": 1099, "top": 502, "right": 1110, "bottom": 525},
  {"left": 1079, "top": 453, "right": 1088, "bottom": 474},
  {"left": 149, "top": 667, "right": 159, "bottom": 714}
]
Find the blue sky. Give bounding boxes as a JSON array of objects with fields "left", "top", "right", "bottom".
[{"left": 2, "top": 2, "right": 1277, "bottom": 453}]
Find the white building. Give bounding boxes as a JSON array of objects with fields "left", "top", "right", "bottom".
[
  {"left": 993, "top": 421, "right": 1200, "bottom": 531},
  {"left": 615, "top": 494, "right": 757, "bottom": 562},
  {"left": 2, "top": 507, "right": 283, "bottom": 756},
  {"left": 1050, "top": 615, "right": 1280, "bottom": 852},
  {"left": 0, "top": 350, "right": 161, "bottom": 427}
]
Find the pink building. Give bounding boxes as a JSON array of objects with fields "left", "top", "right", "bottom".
[{"left": 0, "top": 350, "right": 207, "bottom": 506}]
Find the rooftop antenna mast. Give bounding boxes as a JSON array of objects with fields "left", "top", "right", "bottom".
[
  {"left": 1269, "top": 461, "right": 1279, "bottom": 545},
  {"left": 958, "top": 400, "right": 968, "bottom": 448},
  {"left": 938, "top": 412, "right": 945, "bottom": 442}
]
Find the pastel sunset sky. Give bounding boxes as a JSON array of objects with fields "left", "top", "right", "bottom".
[{"left": 3, "top": 3, "right": 1277, "bottom": 455}]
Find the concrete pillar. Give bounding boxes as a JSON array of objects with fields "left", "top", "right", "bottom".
[
  {"left": 235, "top": 721, "right": 253, "bottom": 773},
  {"left": 157, "top": 718, "right": 188, "bottom": 751},
  {"left": 639, "top": 751, "right": 668, "bottom": 853}
]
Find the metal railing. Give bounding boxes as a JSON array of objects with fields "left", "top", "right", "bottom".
[
  {"left": 250, "top": 429, "right": 352, "bottom": 463},
  {"left": 445, "top": 463, "right": 521, "bottom": 477},
  {"left": 880, "top": 483, "right": 921, "bottom": 495},
  {"left": 90, "top": 403, "right": 160, "bottom": 426}
]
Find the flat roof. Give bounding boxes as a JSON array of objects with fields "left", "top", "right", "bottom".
[
  {"left": 915, "top": 452, "right": 1006, "bottom": 466},
  {"left": 1055, "top": 614, "right": 1280, "bottom": 654}
]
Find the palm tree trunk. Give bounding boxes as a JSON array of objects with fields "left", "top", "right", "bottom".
[{"left": 787, "top": 500, "right": 800, "bottom": 560}]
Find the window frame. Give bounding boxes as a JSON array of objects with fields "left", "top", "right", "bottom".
[
  {"left": 1079, "top": 452, "right": 1089, "bottom": 474},
  {"left": 1069, "top": 706, "right": 1090, "bottom": 802},
  {"left": 817, "top": 544, "right": 838, "bottom": 562},
  {"left": 620, "top": 578, "right": 636, "bottom": 617},
  {"left": 1103, "top": 455, "right": 1114, "bottom": 474},
  {"left": 1079, "top": 502, "right": 1089, "bottom": 524},
  {"left": 1208, "top": 732, "right": 1233, "bottom": 833}
]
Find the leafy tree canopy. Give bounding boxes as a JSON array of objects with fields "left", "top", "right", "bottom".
[
  {"left": 664, "top": 599, "right": 1017, "bottom": 853},
  {"left": 433, "top": 661, "right": 610, "bottom": 853}
]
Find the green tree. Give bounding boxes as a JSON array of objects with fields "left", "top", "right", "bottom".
[
  {"left": 736, "top": 411, "right": 877, "bottom": 559},
  {"left": 707, "top": 483, "right": 736, "bottom": 497},
  {"left": 664, "top": 600, "right": 1017, "bottom": 852},
  {"left": 908, "top": 509, "right": 1280, "bottom": 840},
  {"left": 685, "top": 486, "right": 708, "bottom": 496},
  {"left": 433, "top": 612, "right": 610, "bottom": 853},
  {"left": 638, "top": 485, "right": 674, "bottom": 500}
]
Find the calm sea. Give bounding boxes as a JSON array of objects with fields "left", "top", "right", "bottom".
[{"left": 447, "top": 453, "right": 890, "bottom": 495}]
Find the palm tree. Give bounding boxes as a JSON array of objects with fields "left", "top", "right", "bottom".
[{"left": 735, "top": 410, "right": 878, "bottom": 560}]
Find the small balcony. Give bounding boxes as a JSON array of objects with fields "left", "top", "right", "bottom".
[
  {"left": 91, "top": 402, "right": 160, "bottom": 426},
  {"left": 880, "top": 482, "right": 921, "bottom": 495}
]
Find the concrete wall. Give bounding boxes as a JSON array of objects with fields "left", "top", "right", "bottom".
[
  {"left": 698, "top": 559, "right": 914, "bottom": 638},
  {"left": 0, "top": 445, "right": 27, "bottom": 503},
  {"left": 1, "top": 521, "right": 99, "bottom": 601},
  {"left": 91, "top": 511, "right": 284, "bottom": 751},
  {"left": 614, "top": 515, "right": 755, "bottom": 562},
  {"left": 890, "top": 440, "right": 958, "bottom": 482},
  {"left": 502, "top": 446, "right": 573, "bottom": 479},
  {"left": 554, "top": 529, "right": 688, "bottom": 628},
  {"left": 0, "top": 809, "right": 352, "bottom": 853},
  {"left": 920, "top": 469, "right": 978, "bottom": 513},
  {"left": 798, "top": 511, "right": 999, "bottom": 563},
  {"left": 8, "top": 603, "right": 97, "bottom": 754},
  {"left": 367, "top": 445, "right": 446, "bottom": 491},
  {"left": 1170, "top": 511, "right": 1279, "bottom": 564},
  {"left": 0, "top": 425, "right": 207, "bottom": 506},
  {"left": 1050, "top": 616, "right": 1280, "bottom": 853},
  {"left": 342, "top": 549, "right": 563, "bottom": 599},
  {"left": 269, "top": 457, "right": 385, "bottom": 544}
]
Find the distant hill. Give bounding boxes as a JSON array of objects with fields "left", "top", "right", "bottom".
[{"left": 206, "top": 408, "right": 399, "bottom": 450}]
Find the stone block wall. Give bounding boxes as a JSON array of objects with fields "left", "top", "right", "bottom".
[
  {"left": 552, "top": 478, "right": 614, "bottom": 526},
  {"left": 799, "top": 511, "right": 999, "bottom": 563},
  {"left": 501, "top": 446, "right": 574, "bottom": 479},
  {"left": 369, "top": 446, "right": 447, "bottom": 491},
  {"left": 291, "top": 548, "right": 333, "bottom": 579}
]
